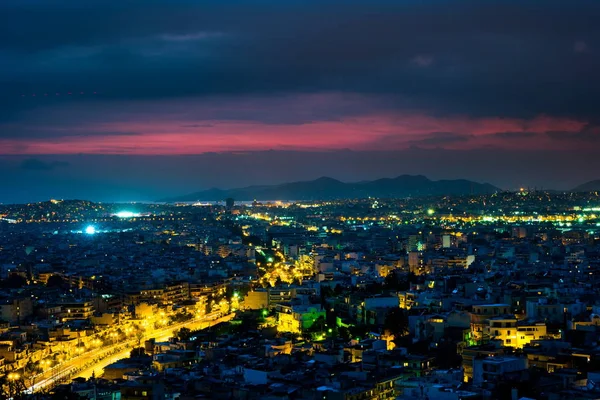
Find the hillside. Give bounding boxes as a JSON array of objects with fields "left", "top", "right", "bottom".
[{"left": 160, "top": 175, "right": 500, "bottom": 202}]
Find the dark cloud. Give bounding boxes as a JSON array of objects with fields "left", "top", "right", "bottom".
[
  {"left": 0, "top": 0, "right": 599, "bottom": 123},
  {"left": 574, "top": 41, "right": 591, "bottom": 53},
  {"left": 355, "top": 131, "right": 475, "bottom": 151},
  {"left": 546, "top": 124, "right": 600, "bottom": 141},
  {"left": 20, "top": 158, "right": 70, "bottom": 170},
  {"left": 0, "top": 93, "right": 386, "bottom": 140},
  {"left": 181, "top": 124, "right": 214, "bottom": 128},
  {"left": 410, "top": 55, "right": 435, "bottom": 68},
  {"left": 494, "top": 131, "right": 537, "bottom": 139},
  {"left": 1, "top": 127, "right": 141, "bottom": 139},
  {"left": 407, "top": 132, "right": 473, "bottom": 147}
]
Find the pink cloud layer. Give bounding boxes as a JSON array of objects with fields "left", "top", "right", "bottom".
[{"left": 0, "top": 104, "right": 590, "bottom": 155}]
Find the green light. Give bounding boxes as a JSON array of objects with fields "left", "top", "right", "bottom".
[
  {"left": 427, "top": 209, "right": 435, "bottom": 215},
  {"left": 267, "top": 257, "right": 274, "bottom": 263},
  {"left": 262, "top": 310, "right": 268, "bottom": 316},
  {"left": 328, "top": 328, "right": 332, "bottom": 333}
]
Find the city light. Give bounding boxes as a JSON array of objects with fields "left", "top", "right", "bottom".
[
  {"left": 114, "top": 211, "right": 140, "bottom": 218},
  {"left": 4, "top": 189, "right": 600, "bottom": 397}
]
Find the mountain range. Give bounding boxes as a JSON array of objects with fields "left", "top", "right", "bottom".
[
  {"left": 159, "top": 175, "right": 501, "bottom": 202},
  {"left": 572, "top": 180, "right": 600, "bottom": 192}
]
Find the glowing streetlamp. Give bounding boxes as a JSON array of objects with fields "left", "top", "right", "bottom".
[
  {"left": 41, "top": 359, "right": 52, "bottom": 371},
  {"left": 8, "top": 372, "right": 20, "bottom": 381}
]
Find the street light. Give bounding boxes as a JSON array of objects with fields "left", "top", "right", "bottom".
[
  {"left": 40, "top": 359, "right": 52, "bottom": 371},
  {"left": 8, "top": 372, "right": 21, "bottom": 397}
]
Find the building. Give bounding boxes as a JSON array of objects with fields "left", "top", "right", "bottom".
[
  {"left": 472, "top": 356, "right": 528, "bottom": 387},
  {"left": 0, "top": 297, "right": 33, "bottom": 324},
  {"left": 469, "top": 304, "right": 511, "bottom": 343},
  {"left": 244, "top": 290, "right": 268, "bottom": 310},
  {"left": 277, "top": 304, "right": 325, "bottom": 334},
  {"left": 59, "top": 301, "right": 94, "bottom": 322},
  {"left": 120, "top": 376, "right": 165, "bottom": 400},
  {"left": 526, "top": 298, "right": 563, "bottom": 323},
  {"left": 485, "top": 316, "right": 547, "bottom": 349}
]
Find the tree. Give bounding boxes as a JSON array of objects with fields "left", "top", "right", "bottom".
[
  {"left": 306, "top": 316, "right": 326, "bottom": 333},
  {"left": 46, "top": 275, "right": 65, "bottom": 288},
  {"left": 383, "top": 273, "right": 409, "bottom": 291},
  {"left": 23, "top": 359, "right": 41, "bottom": 384},
  {"left": 338, "top": 327, "right": 351, "bottom": 341},
  {"left": 175, "top": 327, "right": 192, "bottom": 341},
  {"left": 1, "top": 373, "right": 26, "bottom": 400},
  {"left": 320, "top": 286, "right": 333, "bottom": 306},
  {"left": 434, "top": 340, "right": 462, "bottom": 369},
  {"left": 135, "top": 331, "right": 144, "bottom": 344},
  {"left": 231, "top": 312, "right": 260, "bottom": 334},
  {"left": 383, "top": 308, "right": 409, "bottom": 339},
  {"left": 348, "top": 325, "right": 370, "bottom": 340},
  {"left": 130, "top": 347, "right": 146, "bottom": 358},
  {"left": 0, "top": 274, "right": 27, "bottom": 289}
]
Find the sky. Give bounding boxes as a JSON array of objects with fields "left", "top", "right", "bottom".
[{"left": 1, "top": 0, "right": 599, "bottom": 203}]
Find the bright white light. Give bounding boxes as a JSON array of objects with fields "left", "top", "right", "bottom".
[
  {"left": 85, "top": 226, "right": 96, "bottom": 235},
  {"left": 115, "top": 211, "right": 139, "bottom": 218}
]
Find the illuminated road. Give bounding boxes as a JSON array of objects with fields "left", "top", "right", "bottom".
[{"left": 28, "top": 313, "right": 234, "bottom": 393}]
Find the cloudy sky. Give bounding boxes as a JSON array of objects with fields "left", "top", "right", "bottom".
[{"left": 1, "top": 0, "right": 599, "bottom": 202}]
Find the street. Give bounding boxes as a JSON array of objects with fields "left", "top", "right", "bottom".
[{"left": 27, "top": 312, "right": 234, "bottom": 393}]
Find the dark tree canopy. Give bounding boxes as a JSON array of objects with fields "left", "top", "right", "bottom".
[{"left": 46, "top": 274, "right": 65, "bottom": 288}]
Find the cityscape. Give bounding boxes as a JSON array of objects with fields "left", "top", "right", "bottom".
[
  {"left": 0, "top": 189, "right": 600, "bottom": 399},
  {"left": 2, "top": 0, "right": 600, "bottom": 399}
]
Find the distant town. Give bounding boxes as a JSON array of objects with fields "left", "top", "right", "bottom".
[{"left": 1, "top": 190, "right": 600, "bottom": 399}]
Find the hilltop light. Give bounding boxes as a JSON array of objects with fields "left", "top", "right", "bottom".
[
  {"left": 85, "top": 226, "right": 96, "bottom": 235},
  {"left": 115, "top": 211, "right": 139, "bottom": 218}
]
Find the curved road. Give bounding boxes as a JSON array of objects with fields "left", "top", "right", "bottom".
[{"left": 28, "top": 313, "right": 234, "bottom": 393}]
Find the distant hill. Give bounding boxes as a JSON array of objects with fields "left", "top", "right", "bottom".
[
  {"left": 572, "top": 180, "right": 600, "bottom": 192},
  {"left": 159, "top": 175, "right": 500, "bottom": 202}
]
